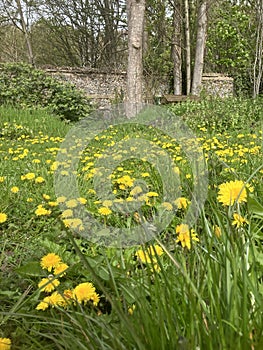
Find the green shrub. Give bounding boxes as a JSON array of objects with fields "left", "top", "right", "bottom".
[
  {"left": 0, "top": 63, "right": 92, "bottom": 121},
  {"left": 168, "top": 97, "right": 263, "bottom": 133}
]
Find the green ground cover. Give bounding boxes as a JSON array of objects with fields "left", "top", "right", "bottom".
[{"left": 0, "top": 99, "right": 262, "bottom": 349}]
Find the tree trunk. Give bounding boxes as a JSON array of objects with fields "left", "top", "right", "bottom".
[
  {"left": 172, "top": 1, "right": 182, "bottom": 95},
  {"left": 191, "top": 1, "right": 207, "bottom": 96},
  {"left": 126, "top": 0, "right": 146, "bottom": 117},
  {"left": 15, "top": 0, "right": 34, "bottom": 65},
  {"left": 253, "top": 0, "right": 263, "bottom": 98},
  {"left": 184, "top": 0, "right": 191, "bottom": 95}
]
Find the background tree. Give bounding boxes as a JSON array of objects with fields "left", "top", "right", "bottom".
[
  {"left": 191, "top": 1, "right": 207, "bottom": 95},
  {"left": 0, "top": 24, "right": 26, "bottom": 62},
  {"left": 0, "top": 0, "right": 261, "bottom": 97},
  {"left": 184, "top": 0, "right": 191, "bottom": 94},
  {"left": 253, "top": 0, "right": 263, "bottom": 97},
  {"left": 143, "top": 0, "right": 172, "bottom": 98},
  {"left": 126, "top": 0, "right": 146, "bottom": 114},
  {"left": 205, "top": 1, "right": 257, "bottom": 96},
  {"left": 172, "top": 0, "right": 182, "bottom": 95},
  {"left": 0, "top": 0, "right": 36, "bottom": 65},
  {"left": 32, "top": 0, "right": 127, "bottom": 68}
]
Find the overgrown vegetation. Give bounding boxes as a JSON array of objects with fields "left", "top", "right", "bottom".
[
  {"left": 169, "top": 96, "right": 263, "bottom": 132},
  {"left": 0, "top": 63, "right": 92, "bottom": 121},
  {"left": 0, "top": 100, "right": 262, "bottom": 349}
]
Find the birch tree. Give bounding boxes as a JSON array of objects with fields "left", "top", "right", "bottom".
[
  {"left": 1, "top": 0, "right": 35, "bottom": 65},
  {"left": 15, "top": 0, "right": 34, "bottom": 65},
  {"left": 253, "top": 0, "right": 263, "bottom": 97},
  {"left": 191, "top": 1, "right": 207, "bottom": 95},
  {"left": 184, "top": 0, "right": 191, "bottom": 94},
  {"left": 172, "top": 0, "right": 182, "bottom": 94},
  {"left": 126, "top": 0, "right": 146, "bottom": 115}
]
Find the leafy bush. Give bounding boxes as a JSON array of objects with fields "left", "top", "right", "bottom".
[
  {"left": 0, "top": 63, "right": 92, "bottom": 121},
  {"left": 168, "top": 97, "right": 263, "bottom": 133}
]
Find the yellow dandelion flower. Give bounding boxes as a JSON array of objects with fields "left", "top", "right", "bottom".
[
  {"left": 27, "top": 197, "right": 34, "bottom": 202},
  {"left": 137, "top": 194, "right": 148, "bottom": 202},
  {"left": 136, "top": 244, "right": 163, "bottom": 265},
  {"left": 102, "top": 200, "right": 113, "bottom": 207},
  {"left": 56, "top": 196, "right": 67, "bottom": 203},
  {"left": 128, "top": 304, "right": 136, "bottom": 315},
  {"left": 40, "top": 253, "right": 62, "bottom": 271},
  {"left": 136, "top": 249, "right": 152, "bottom": 264},
  {"left": 77, "top": 197, "right": 87, "bottom": 204},
  {"left": 38, "top": 277, "right": 60, "bottom": 293},
  {"left": 48, "top": 201, "right": 58, "bottom": 207},
  {"left": 47, "top": 291, "right": 65, "bottom": 307},
  {"left": 232, "top": 213, "right": 249, "bottom": 228},
  {"left": 213, "top": 225, "right": 221, "bottom": 238},
  {"left": 0, "top": 337, "right": 11, "bottom": 350},
  {"left": 161, "top": 202, "right": 173, "bottom": 211},
  {"left": 60, "top": 170, "right": 69, "bottom": 176},
  {"left": 36, "top": 292, "right": 65, "bottom": 311},
  {"left": 141, "top": 172, "right": 150, "bottom": 177},
  {"left": 133, "top": 212, "right": 141, "bottom": 223},
  {"left": 0, "top": 213, "right": 7, "bottom": 224},
  {"left": 22, "top": 172, "right": 35, "bottom": 180},
  {"left": 11, "top": 186, "right": 19, "bottom": 193},
  {"left": 91, "top": 292, "right": 100, "bottom": 306},
  {"left": 50, "top": 161, "right": 59, "bottom": 171},
  {"left": 174, "top": 197, "right": 190, "bottom": 210},
  {"left": 54, "top": 263, "right": 69, "bottom": 277},
  {"left": 61, "top": 209, "right": 73, "bottom": 218},
  {"left": 116, "top": 175, "right": 134, "bottom": 188},
  {"left": 176, "top": 224, "right": 199, "bottom": 249},
  {"left": 130, "top": 186, "right": 143, "bottom": 196},
  {"left": 36, "top": 299, "right": 49, "bottom": 311},
  {"left": 146, "top": 191, "right": 159, "bottom": 197},
  {"left": 148, "top": 244, "right": 164, "bottom": 257},
  {"left": 63, "top": 219, "right": 74, "bottom": 228},
  {"left": 62, "top": 218, "right": 83, "bottom": 230},
  {"left": 217, "top": 180, "right": 247, "bottom": 206},
  {"left": 35, "top": 176, "right": 45, "bottom": 183},
  {"left": 87, "top": 189, "right": 96, "bottom": 195},
  {"left": 65, "top": 199, "right": 78, "bottom": 208},
  {"left": 0, "top": 176, "right": 5, "bottom": 183},
  {"left": 73, "top": 282, "right": 96, "bottom": 304},
  {"left": 149, "top": 263, "right": 161, "bottom": 273},
  {"left": 98, "top": 206, "right": 112, "bottom": 216},
  {"left": 43, "top": 194, "right": 51, "bottom": 200},
  {"left": 35, "top": 205, "right": 51, "bottom": 216}
]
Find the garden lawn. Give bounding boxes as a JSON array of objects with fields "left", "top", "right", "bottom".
[{"left": 0, "top": 101, "right": 262, "bottom": 350}]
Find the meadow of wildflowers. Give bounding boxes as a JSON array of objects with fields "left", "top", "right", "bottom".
[{"left": 0, "top": 100, "right": 262, "bottom": 349}]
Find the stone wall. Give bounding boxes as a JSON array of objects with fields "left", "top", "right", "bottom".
[
  {"left": 201, "top": 73, "right": 234, "bottom": 98},
  {"left": 45, "top": 67, "right": 168, "bottom": 107},
  {"left": 44, "top": 67, "right": 234, "bottom": 106}
]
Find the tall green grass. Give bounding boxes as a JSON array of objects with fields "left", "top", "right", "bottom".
[
  {"left": 0, "top": 100, "right": 262, "bottom": 349},
  {"left": 0, "top": 105, "right": 70, "bottom": 135}
]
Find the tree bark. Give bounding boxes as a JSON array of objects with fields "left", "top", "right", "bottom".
[
  {"left": 172, "top": 1, "right": 182, "bottom": 95},
  {"left": 184, "top": 0, "right": 191, "bottom": 95},
  {"left": 191, "top": 1, "right": 207, "bottom": 96},
  {"left": 126, "top": 0, "right": 146, "bottom": 117},
  {"left": 15, "top": 0, "right": 34, "bottom": 65},
  {"left": 253, "top": 0, "right": 263, "bottom": 97}
]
